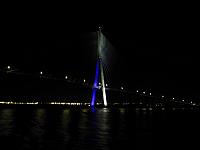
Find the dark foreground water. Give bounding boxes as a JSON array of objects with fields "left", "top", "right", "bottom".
[{"left": 0, "top": 107, "right": 200, "bottom": 150}]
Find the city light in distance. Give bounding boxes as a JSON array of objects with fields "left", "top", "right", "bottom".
[
  {"left": 40, "top": 71, "right": 43, "bottom": 75},
  {"left": 0, "top": 101, "right": 38, "bottom": 105},
  {"left": 105, "top": 84, "right": 108, "bottom": 87},
  {"left": 0, "top": 101, "right": 92, "bottom": 106},
  {"left": 65, "top": 76, "right": 68, "bottom": 79},
  {"left": 83, "top": 79, "right": 86, "bottom": 83},
  {"left": 7, "top": 66, "right": 11, "bottom": 69},
  {"left": 121, "top": 87, "right": 124, "bottom": 90}
]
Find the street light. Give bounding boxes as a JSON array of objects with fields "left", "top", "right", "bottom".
[
  {"left": 7, "top": 66, "right": 11, "bottom": 69},
  {"left": 40, "top": 71, "right": 43, "bottom": 75},
  {"left": 65, "top": 76, "right": 68, "bottom": 79}
]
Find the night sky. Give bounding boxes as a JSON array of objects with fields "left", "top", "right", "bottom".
[{"left": 1, "top": 6, "right": 199, "bottom": 98}]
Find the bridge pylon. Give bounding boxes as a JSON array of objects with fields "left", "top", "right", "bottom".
[{"left": 91, "top": 26, "right": 108, "bottom": 107}]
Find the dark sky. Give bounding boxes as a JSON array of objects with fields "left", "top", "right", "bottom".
[{"left": 1, "top": 6, "right": 200, "bottom": 97}]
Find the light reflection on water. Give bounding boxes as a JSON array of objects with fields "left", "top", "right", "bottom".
[{"left": 0, "top": 107, "right": 155, "bottom": 150}]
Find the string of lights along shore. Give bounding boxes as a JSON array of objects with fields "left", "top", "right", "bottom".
[{"left": 0, "top": 26, "right": 199, "bottom": 107}]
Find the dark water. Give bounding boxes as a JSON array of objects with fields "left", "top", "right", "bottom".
[{"left": 0, "top": 107, "right": 199, "bottom": 150}]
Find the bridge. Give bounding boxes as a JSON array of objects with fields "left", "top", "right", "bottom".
[{"left": 0, "top": 27, "right": 199, "bottom": 108}]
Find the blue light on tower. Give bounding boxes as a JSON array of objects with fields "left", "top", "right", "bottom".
[
  {"left": 91, "top": 60, "right": 100, "bottom": 106},
  {"left": 91, "top": 26, "right": 108, "bottom": 107}
]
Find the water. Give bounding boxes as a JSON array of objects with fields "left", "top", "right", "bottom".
[{"left": 0, "top": 107, "right": 199, "bottom": 150}]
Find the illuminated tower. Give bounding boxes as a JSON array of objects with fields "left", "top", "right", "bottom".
[{"left": 91, "top": 26, "right": 108, "bottom": 107}]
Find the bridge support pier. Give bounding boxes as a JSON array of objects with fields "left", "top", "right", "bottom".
[{"left": 91, "top": 27, "right": 108, "bottom": 107}]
